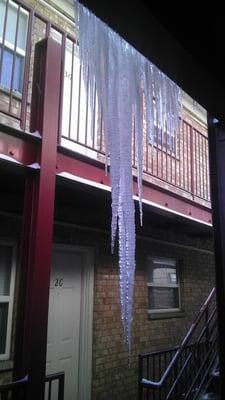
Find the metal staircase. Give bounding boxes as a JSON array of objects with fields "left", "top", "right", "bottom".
[{"left": 138, "top": 288, "right": 218, "bottom": 399}]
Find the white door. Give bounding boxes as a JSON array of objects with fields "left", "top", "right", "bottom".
[{"left": 46, "top": 247, "right": 93, "bottom": 400}]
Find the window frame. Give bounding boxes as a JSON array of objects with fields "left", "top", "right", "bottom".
[
  {"left": 147, "top": 256, "right": 181, "bottom": 315},
  {"left": 0, "top": 0, "right": 29, "bottom": 95},
  {"left": 0, "top": 241, "right": 17, "bottom": 361}
]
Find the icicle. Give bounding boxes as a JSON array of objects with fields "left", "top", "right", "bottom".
[{"left": 77, "top": 1, "right": 181, "bottom": 353}]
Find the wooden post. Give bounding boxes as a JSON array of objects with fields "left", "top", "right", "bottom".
[{"left": 13, "top": 37, "right": 61, "bottom": 400}]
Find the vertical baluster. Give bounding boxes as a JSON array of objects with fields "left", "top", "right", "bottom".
[
  {"left": 20, "top": 8, "right": 34, "bottom": 131},
  {"left": 84, "top": 66, "right": 89, "bottom": 145},
  {"left": 76, "top": 63, "right": 82, "bottom": 142},
  {"left": 185, "top": 346, "right": 188, "bottom": 396},
  {"left": 68, "top": 40, "right": 75, "bottom": 141},
  {"left": 203, "top": 135, "right": 207, "bottom": 200},
  {"left": 204, "top": 137, "right": 209, "bottom": 200},
  {"left": 199, "top": 134, "right": 202, "bottom": 198},
  {"left": 133, "top": 118, "right": 136, "bottom": 167},
  {"left": 182, "top": 121, "right": 185, "bottom": 190},
  {"left": 8, "top": 4, "right": 20, "bottom": 115},
  {"left": 58, "top": 33, "right": 66, "bottom": 143},
  {"left": 165, "top": 123, "right": 168, "bottom": 183},
  {"left": 156, "top": 126, "right": 159, "bottom": 178},
  {"left": 152, "top": 355, "right": 155, "bottom": 400},
  {"left": 58, "top": 375, "right": 64, "bottom": 400},
  {"left": 147, "top": 355, "right": 150, "bottom": 380},
  {"left": 158, "top": 353, "right": 161, "bottom": 400},
  {"left": 194, "top": 129, "right": 197, "bottom": 197},
  {"left": 206, "top": 137, "right": 210, "bottom": 200},
  {"left": 92, "top": 81, "right": 96, "bottom": 149},
  {"left": 0, "top": 0, "right": 9, "bottom": 100},
  {"left": 165, "top": 351, "right": 168, "bottom": 398},
  {"left": 174, "top": 122, "right": 179, "bottom": 186},
  {"left": 145, "top": 123, "right": 149, "bottom": 173},
  {"left": 160, "top": 125, "right": 163, "bottom": 179},
  {"left": 197, "top": 132, "right": 201, "bottom": 198},
  {"left": 138, "top": 355, "right": 143, "bottom": 400},
  {"left": 48, "top": 380, "right": 52, "bottom": 400},
  {"left": 202, "top": 136, "right": 206, "bottom": 200},
  {"left": 189, "top": 125, "right": 195, "bottom": 195},
  {"left": 170, "top": 129, "right": 173, "bottom": 184},
  {"left": 99, "top": 109, "right": 104, "bottom": 152},
  {"left": 179, "top": 120, "right": 182, "bottom": 188},
  {"left": 205, "top": 306, "right": 210, "bottom": 361},
  {"left": 186, "top": 124, "right": 190, "bottom": 192}
]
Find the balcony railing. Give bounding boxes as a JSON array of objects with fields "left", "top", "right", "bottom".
[
  {"left": 0, "top": 0, "right": 211, "bottom": 208},
  {"left": 0, "top": 370, "right": 64, "bottom": 400},
  {"left": 0, "top": 374, "right": 28, "bottom": 400}
]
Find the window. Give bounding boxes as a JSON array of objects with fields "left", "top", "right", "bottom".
[
  {"left": 0, "top": 0, "right": 29, "bottom": 94},
  {"left": 147, "top": 257, "right": 181, "bottom": 314},
  {"left": 0, "top": 243, "right": 16, "bottom": 360},
  {"left": 153, "top": 125, "right": 177, "bottom": 153}
]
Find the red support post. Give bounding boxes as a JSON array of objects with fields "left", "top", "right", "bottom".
[
  {"left": 208, "top": 116, "right": 225, "bottom": 398},
  {"left": 13, "top": 37, "right": 61, "bottom": 400}
]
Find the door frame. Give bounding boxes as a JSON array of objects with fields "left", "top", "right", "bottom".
[{"left": 51, "top": 244, "right": 94, "bottom": 400}]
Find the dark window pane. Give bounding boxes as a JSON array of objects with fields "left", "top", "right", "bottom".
[
  {"left": 14, "top": 53, "right": 24, "bottom": 92},
  {"left": 5, "top": 2, "right": 17, "bottom": 45},
  {"left": 0, "top": 47, "right": 13, "bottom": 89},
  {"left": 17, "top": 10, "right": 29, "bottom": 51},
  {"left": 149, "top": 262, "right": 177, "bottom": 285},
  {"left": 0, "top": 0, "right": 6, "bottom": 39},
  {"left": 0, "top": 47, "right": 24, "bottom": 92},
  {"left": 149, "top": 287, "right": 179, "bottom": 310},
  {"left": 0, "top": 244, "right": 12, "bottom": 295},
  {"left": 0, "top": 303, "right": 8, "bottom": 354}
]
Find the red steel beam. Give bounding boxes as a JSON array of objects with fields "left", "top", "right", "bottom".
[
  {"left": 0, "top": 130, "right": 38, "bottom": 165},
  {"left": 13, "top": 37, "right": 61, "bottom": 400}
]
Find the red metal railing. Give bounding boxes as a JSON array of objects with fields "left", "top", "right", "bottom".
[{"left": 0, "top": 0, "right": 211, "bottom": 207}]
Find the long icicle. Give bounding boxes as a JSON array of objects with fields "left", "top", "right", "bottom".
[{"left": 77, "top": 1, "right": 181, "bottom": 353}]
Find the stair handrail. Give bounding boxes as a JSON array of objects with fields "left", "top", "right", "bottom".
[
  {"left": 0, "top": 375, "right": 28, "bottom": 392},
  {"left": 141, "top": 287, "right": 216, "bottom": 389}
]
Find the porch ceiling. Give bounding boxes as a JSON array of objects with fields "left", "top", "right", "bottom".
[
  {"left": 55, "top": 174, "right": 213, "bottom": 238},
  {"left": 0, "top": 168, "right": 212, "bottom": 237}
]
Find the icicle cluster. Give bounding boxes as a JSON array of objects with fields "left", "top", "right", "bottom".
[{"left": 77, "top": 2, "right": 181, "bottom": 352}]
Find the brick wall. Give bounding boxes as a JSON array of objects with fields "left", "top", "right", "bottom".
[
  {"left": 54, "top": 220, "right": 214, "bottom": 399},
  {"left": 0, "top": 214, "right": 215, "bottom": 398}
]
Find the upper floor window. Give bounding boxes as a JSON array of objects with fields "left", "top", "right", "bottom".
[
  {"left": 153, "top": 125, "right": 177, "bottom": 154},
  {"left": 0, "top": 242, "right": 16, "bottom": 360},
  {"left": 0, "top": 0, "right": 29, "bottom": 94},
  {"left": 147, "top": 257, "right": 181, "bottom": 314}
]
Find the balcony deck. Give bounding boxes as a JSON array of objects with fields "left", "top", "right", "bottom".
[{"left": 0, "top": 0, "right": 211, "bottom": 225}]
